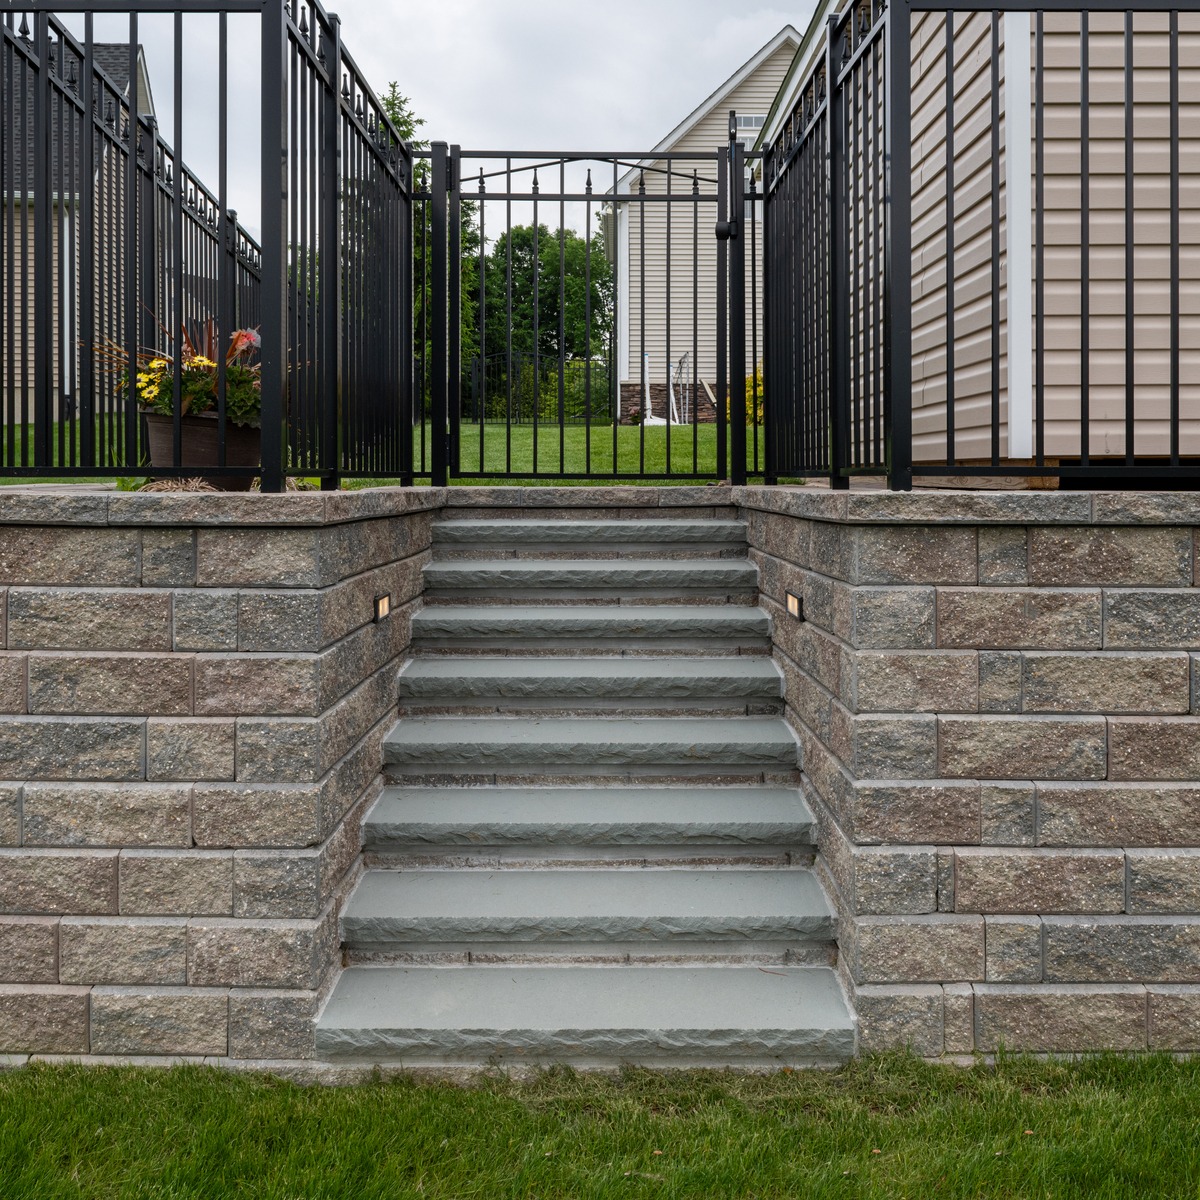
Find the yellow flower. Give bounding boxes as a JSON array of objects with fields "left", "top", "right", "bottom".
[
  {"left": 190, "top": 356, "right": 217, "bottom": 370},
  {"left": 148, "top": 359, "right": 168, "bottom": 370}
]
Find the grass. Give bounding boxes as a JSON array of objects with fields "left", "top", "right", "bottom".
[
  {"left": 2, "top": 1053, "right": 1199, "bottom": 1198},
  {"left": 0, "top": 422, "right": 770, "bottom": 487}
]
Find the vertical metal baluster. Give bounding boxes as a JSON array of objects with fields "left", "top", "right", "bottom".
[
  {"left": 692, "top": 167, "right": 699, "bottom": 474},
  {"left": 1171, "top": 9, "right": 1180, "bottom": 466},
  {"left": 750, "top": 167, "right": 759, "bottom": 476},
  {"left": 716, "top": 148, "right": 728, "bottom": 481},
  {"left": 829, "top": 17, "right": 849, "bottom": 489},
  {"left": 638, "top": 169, "right": 646, "bottom": 476},
  {"left": 429, "top": 141, "right": 449, "bottom": 487},
  {"left": 323, "top": 16, "right": 342, "bottom": 486},
  {"left": 1035, "top": 9, "right": 1045, "bottom": 468},
  {"left": 991, "top": 9, "right": 1002, "bottom": 466},
  {"left": 449, "top": 144, "right": 461, "bottom": 477},
  {"left": 533, "top": 166, "right": 540, "bottom": 474},
  {"left": 558, "top": 158, "right": 566, "bottom": 474},
  {"left": 1080, "top": 10, "right": 1090, "bottom": 468},
  {"left": 665, "top": 155, "right": 673, "bottom": 476},
  {"left": 478, "top": 166, "right": 486, "bottom": 475},
  {"left": 506, "top": 157, "right": 513, "bottom": 474},
  {"left": 1124, "top": 8, "right": 1135, "bottom": 465},
  {"left": 585, "top": 167, "right": 593, "bottom": 476},
  {"left": 945, "top": 11, "right": 956, "bottom": 466},
  {"left": 260, "top": 0, "right": 287, "bottom": 491}
]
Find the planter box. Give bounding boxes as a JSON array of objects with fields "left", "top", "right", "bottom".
[{"left": 143, "top": 412, "right": 261, "bottom": 492}]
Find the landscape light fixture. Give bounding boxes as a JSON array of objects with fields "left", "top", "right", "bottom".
[
  {"left": 786, "top": 592, "right": 803, "bottom": 621},
  {"left": 374, "top": 595, "right": 392, "bottom": 623}
]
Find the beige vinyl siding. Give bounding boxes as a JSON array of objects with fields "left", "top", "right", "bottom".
[
  {"left": 621, "top": 39, "right": 795, "bottom": 391},
  {"left": 910, "top": 9, "right": 1010, "bottom": 463},
  {"left": 1040, "top": 11, "right": 1200, "bottom": 458}
]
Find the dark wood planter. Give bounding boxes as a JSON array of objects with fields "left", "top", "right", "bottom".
[{"left": 143, "top": 412, "right": 261, "bottom": 492}]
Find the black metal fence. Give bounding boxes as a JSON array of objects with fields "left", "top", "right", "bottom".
[
  {"left": 1, "top": 0, "right": 411, "bottom": 490},
  {"left": 415, "top": 135, "right": 765, "bottom": 485},
  {"left": 764, "top": 0, "right": 1200, "bottom": 489}
]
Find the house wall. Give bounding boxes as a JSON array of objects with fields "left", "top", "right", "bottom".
[
  {"left": 0, "top": 488, "right": 438, "bottom": 1065},
  {"left": 740, "top": 485, "right": 1200, "bottom": 1056},
  {"left": 619, "top": 39, "right": 795, "bottom": 404}
]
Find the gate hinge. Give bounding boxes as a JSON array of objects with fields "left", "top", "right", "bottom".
[{"left": 715, "top": 219, "right": 739, "bottom": 241}]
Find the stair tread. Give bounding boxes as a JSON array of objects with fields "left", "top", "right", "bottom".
[
  {"left": 433, "top": 520, "right": 747, "bottom": 543},
  {"left": 383, "top": 715, "right": 800, "bottom": 767},
  {"left": 424, "top": 559, "right": 758, "bottom": 585},
  {"left": 366, "top": 784, "right": 814, "bottom": 845},
  {"left": 316, "top": 964, "right": 856, "bottom": 1061},
  {"left": 412, "top": 604, "right": 770, "bottom": 636},
  {"left": 344, "top": 867, "right": 833, "bottom": 924}
]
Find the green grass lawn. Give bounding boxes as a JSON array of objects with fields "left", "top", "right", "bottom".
[{"left": 2, "top": 1053, "right": 1199, "bottom": 1198}]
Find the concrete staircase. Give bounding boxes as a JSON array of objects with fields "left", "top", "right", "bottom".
[{"left": 316, "top": 511, "right": 856, "bottom": 1067}]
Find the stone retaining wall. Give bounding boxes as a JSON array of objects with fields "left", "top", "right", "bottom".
[
  {"left": 737, "top": 487, "right": 1200, "bottom": 1056},
  {"left": 0, "top": 488, "right": 442, "bottom": 1065}
]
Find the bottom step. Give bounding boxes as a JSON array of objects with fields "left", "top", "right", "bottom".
[{"left": 316, "top": 964, "right": 856, "bottom": 1065}]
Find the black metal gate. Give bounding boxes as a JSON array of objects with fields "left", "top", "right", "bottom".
[{"left": 414, "top": 118, "right": 763, "bottom": 485}]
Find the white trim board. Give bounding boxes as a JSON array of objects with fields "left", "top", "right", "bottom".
[{"left": 1005, "top": 10, "right": 1034, "bottom": 460}]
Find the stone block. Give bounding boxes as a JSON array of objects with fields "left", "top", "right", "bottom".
[
  {"left": 119, "top": 851, "right": 234, "bottom": 917},
  {"left": 851, "top": 651, "right": 978, "bottom": 714},
  {"left": 7, "top": 588, "right": 173, "bottom": 651},
  {"left": 1029, "top": 527, "right": 1192, "bottom": 588},
  {"left": 978, "top": 653, "right": 1021, "bottom": 714},
  {"left": 0, "top": 849, "right": 117, "bottom": 914},
  {"left": 848, "top": 526, "right": 978, "bottom": 586},
  {"left": 1110, "top": 718, "right": 1200, "bottom": 782},
  {"left": 233, "top": 851, "right": 321, "bottom": 920},
  {"left": 141, "top": 530, "right": 195, "bottom": 588},
  {"left": 0, "top": 528, "right": 140, "bottom": 587},
  {"left": 937, "top": 851, "right": 955, "bottom": 912},
  {"left": 849, "top": 915, "right": 984, "bottom": 984},
  {"left": 1022, "top": 652, "right": 1190, "bottom": 715},
  {"left": 978, "top": 527, "right": 1029, "bottom": 586},
  {"left": 27, "top": 654, "right": 193, "bottom": 717},
  {"left": 936, "top": 589, "right": 1102, "bottom": 651},
  {"left": 850, "top": 847, "right": 939, "bottom": 916},
  {"left": 1043, "top": 917, "right": 1200, "bottom": 982},
  {"left": 853, "top": 983, "right": 943, "bottom": 1055},
  {"left": 228, "top": 989, "right": 317, "bottom": 1060},
  {"left": 846, "top": 587, "right": 937, "bottom": 650},
  {"left": 1128, "top": 850, "right": 1200, "bottom": 914},
  {"left": 59, "top": 918, "right": 187, "bottom": 985},
  {"left": 0, "top": 717, "right": 145, "bottom": 781},
  {"left": 317, "top": 613, "right": 413, "bottom": 714},
  {"left": 22, "top": 784, "right": 191, "bottom": 848},
  {"left": 1105, "top": 590, "right": 1200, "bottom": 651},
  {"left": 939, "top": 716, "right": 1107, "bottom": 781},
  {"left": 0, "top": 786, "right": 18, "bottom": 847},
  {"left": 943, "top": 983, "right": 975, "bottom": 1053},
  {"left": 1036, "top": 783, "right": 1200, "bottom": 848},
  {"left": 194, "top": 654, "right": 320, "bottom": 717},
  {"left": 237, "top": 591, "right": 323, "bottom": 654},
  {"left": 974, "top": 984, "right": 1146, "bottom": 1052},
  {"left": 146, "top": 719, "right": 236, "bottom": 783},
  {"left": 196, "top": 529, "right": 327, "bottom": 589},
  {"left": 985, "top": 917, "right": 1043, "bottom": 982},
  {"left": 980, "top": 784, "right": 1036, "bottom": 846},
  {"left": 0, "top": 654, "right": 25, "bottom": 713},
  {"left": 852, "top": 714, "right": 938, "bottom": 779},
  {"left": 0, "top": 917, "right": 58, "bottom": 983},
  {"left": 848, "top": 780, "right": 981, "bottom": 846},
  {"left": 953, "top": 849, "right": 1125, "bottom": 915},
  {"left": 187, "top": 915, "right": 333, "bottom": 989},
  {"left": 107, "top": 492, "right": 328, "bottom": 528},
  {"left": 235, "top": 720, "right": 321, "bottom": 785},
  {"left": 89, "top": 987, "right": 229, "bottom": 1056},
  {"left": 1148, "top": 986, "right": 1200, "bottom": 1051},
  {"left": 192, "top": 783, "right": 321, "bottom": 850},
  {"left": 0, "top": 985, "right": 89, "bottom": 1054},
  {"left": 173, "top": 592, "right": 239, "bottom": 653}
]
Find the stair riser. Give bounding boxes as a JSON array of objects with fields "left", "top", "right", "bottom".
[
  {"left": 344, "top": 943, "right": 837, "bottom": 967},
  {"left": 432, "top": 519, "right": 747, "bottom": 543},
  {"left": 383, "top": 769, "right": 801, "bottom": 788},
  {"left": 363, "top": 849, "right": 815, "bottom": 870},
  {"left": 426, "top": 590, "right": 761, "bottom": 606},
  {"left": 399, "top": 701, "right": 784, "bottom": 718},
  {"left": 434, "top": 546, "right": 749, "bottom": 561},
  {"left": 413, "top": 641, "right": 771, "bottom": 657}
]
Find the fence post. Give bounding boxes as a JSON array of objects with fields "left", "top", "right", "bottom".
[
  {"left": 320, "top": 14, "right": 343, "bottom": 491},
  {"left": 728, "top": 112, "right": 747, "bottom": 487},
  {"left": 715, "top": 144, "right": 729, "bottom": 483},
  {"left": 884, "top": 0, "right": 913, "bottom": 492},
  {"left": 33, "top": 12, "right": 52, "bottom": 468},
  {"left": 258, "top": 0, "right": 288, "bottom": 493},
  {"left": 448, "top": 144, "right": 462, "bottom": 477},
  {"left": 137, "top": 120, "right": 159, "bottom": 373},
  {"left": 430, "top": 141, "right": 450, "bottom": 488},
  {"left": 827, "top": 15, "right": 850, "bottom": 490}
]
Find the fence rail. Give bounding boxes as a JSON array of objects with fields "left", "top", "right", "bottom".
[{"left": 763, "top": 0, "right": 1200, "bottom": 489}]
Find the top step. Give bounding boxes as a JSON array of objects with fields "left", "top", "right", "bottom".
[{"left": 434, "top": 520, "right": 747, "bottom": 549}]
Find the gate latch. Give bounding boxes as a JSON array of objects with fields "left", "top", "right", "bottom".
[{"left": 715, "top": 218, "right": 739, "bottom": 241}]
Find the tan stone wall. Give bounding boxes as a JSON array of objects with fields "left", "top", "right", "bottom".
[
  {"left": 0, "top": 487, "right": 443, "bottom": 1064},
  {"left": 737, "top": 485, "right": 1200, "bottom": 1056}
]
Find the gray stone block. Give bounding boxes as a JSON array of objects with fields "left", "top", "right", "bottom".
[
  {"left": 27, "top": 654, "right": 192, "bottom": 717},
  {"left": 89, "top": 987, "right": 229, "bottom": 1056},
  {"left": 188, "top": 914, "right": 334, "bottom": 989},
  {"left": 850, "top": 651, "right": 978, "bottom": 714},
  {"left": 979, "top": 784, "right": 1036, "bottom": 846},
  {"left": 1148, "top": 986, "right": 1200, "bottom": 1050},
  {"left": 0, "top": 654, "right": 24, "bottom": 714},
  {"left": 848, "top": 847, "right": 938, "bottom": 916},
  {"left": 0, "top": 917, "right": 58, "bottom": 983},
  {"left": 0, "top": 984, "right": 90, "bottom": 1054},
  {"left": 845, "top": 587, "right": 938, "bottom": 650},
  {"left": 7, "top": 588, "right": 173, "bottom": 651},
  {"left": 1022, "top": 652, "right": 1191, "bottom": 714},
  {"left": 119, "top": 851, "right": 233, "bottom": 917},
  {"left": 192, "top": 783, "right": 322, "bottom": 849},
  {"left": 937, "top": 588, "right": 1103, "bottom": 651},
  {"left": 852, "top": 983, "right": 944, "bottom": 1055},
  {"left": 0, "top": 528, "right": 140, "bottom": 587},
  {"left": 850, "top": 714, "right": 938, "bottom": 779},
  {"left": 237, "top": 590, "right": 323, "bottom": 654},
  {"left": 141, "top": 530, "right": 195, "bottom": 588},
  {"left": 424, "top": 558, "right": 758, "bottom": 596},
  {"left": 196, "top": 528, "right": 328, "bottom": 589},
  {"left": 0, "top": 787, "right": 17, "bottom": 847},
  {"left": 234, "top": 851, "right": 321, "bottom": 920},
  {"left": 173, "top": 591, "right": 238, "bottom": 653},
  {"left": 1029, "top": 527, "right": 1192, "bottom": 588},
  {"left": 1036, "top": 783, "right": 1200, "bottom": 848},
  {"left": 943, "top": 983, "right": 975, "bottom": 1053},
  {"left": 974, "top": 983, "right": 1147, "bottom": 1052},
  {"left": 939, "top": 716, "right": 1108, "bottom": 781},
  {"left": 1110, "top": 718, "right": 1200, "bottom": 782},
  {"left": 1043, "top": 917, "right": 1200, "bottom": 982},
  {"left": 228, "top": 989, "right": 317, "bottom": 1060},
  {"left": 59, "top": 918, "right": 187, "bottom": 985},
  {"left": 1128, "top": 850, "right": 1200, "bottom": 914},
  {"left": 846, "top": 780, "right": 981, "bottom": 846},
  {"left": 0, "top": 849, "right": 118, "bottom": 914},
  {"left": 194, "top": 654, "right": 320, "bottom": 718},
  {"left": 0, "top": 717, "right": 145, "bottom": 781},
  {"left": 953, "top": 849, "right": 1126, "bottom": 915},
  {"left": 146, "top": 719, "right": 236, "bottom": 783},
  {"left": 22, "top": 783, "right": 191, "bottom": 848},
  {"left": 978, "top": 653, "right": 1022, "bottom": 714},
  {"left": 847, "top": 526, "right": 978, "bottom": 586},
  {"left": 848, "top": 915, "right": 984, "bottom": 985},
  {"left": 1105, "top": 590, "right": 1200, "bottom": 650},
  {"left": 985, "top": 917, "right": 1043, "bottom": 983},
  {"left": 978, "top": 527, "right": 1029, "bottom": 586}
]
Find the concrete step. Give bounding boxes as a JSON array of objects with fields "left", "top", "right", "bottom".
[
  {"left": 364, "top": 785, "right": 816, "bottom": 852},
  {"left": 341, "top": 867, "right": 836, "bottom": 950},
  {"left": 382, "top": 716, "right": 800, "bottom": 777},
  {"left": 396, "top": 656, "right": 783, "bottom": 712},
  {"left": 422, "top": 558, "right": 758, "bottom": 602},
  {"left": 315, "top": 964, "right": 856, "bottom": 1065},
  {"left": 410, "top": 604, "right": 771, "bottom": 654},
  {"left": 433, "top": 519, "right": 748, "bottom": 558}
]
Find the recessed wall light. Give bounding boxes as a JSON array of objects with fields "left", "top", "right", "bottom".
[
  {"left": 786, "top": 592, "right": 803, "bottom": 620},
  {"left": 374, "top": 595, "right": 392, "bottom": 623}
]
